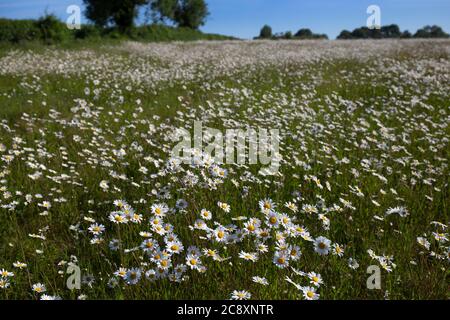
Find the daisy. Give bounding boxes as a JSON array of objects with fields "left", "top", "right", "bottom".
[
  {"left": 217, "top": 202, "right": 231, "bottom": 213},
  {"left": 259, "top": 198, "right": 275, "bottom": 213},
  {"left": 113, "top": 199, "right": 127, "bottom": 209},
  {"left": 32, "top": 283, "right": 47, "bottom": 294},
  {"left": 314, "top": 236, "right": 331, "bottom": 255},
  {"left": 13, "top": 261, "right": 27, "bottom": 269},
  {"left": 193, "top": 219, "right": 208, "bottom": 230},
  {"left": 130, "top": 213, "right": 143, "bottom": 223},
  {"left": 0, "top": 269, "right": 14, "bottom": 278},
  {"left": 176, "top": 199, "right": 188, "bottom": 210},
  {"left": 302, "top": 204, "right": 318, "bottom": 215},
  {"left": 145, "top": 269, "right": 157, "bottom": 281},
  {"left": 244, "top": 218, "right": 260, "bottom": 234},
  {"left": 141, "top": 239, "right": 158, "bottom": 253},
  {"left": 266, "top": 211, "right": 280, "bottom": 229},
  {"left": 186, "top": 254, "right": 202, "bottom": 271},
  {"left": 332, "top": 243, "right": 345, "bottom": 257},
  {"left": 256, "top": 242, "right": 269, "bottom": 253},
  {"left": 284, "top": 201, "right": 298, "bottom": 213},
  {"left": 174, "top": 264, "right": 187, "bottom": 275},
  {"left": 239, "top": 251, "right": 258, "bottom": 262},
  {"left": 308, "top": 272, "right": 323, "bottom": 287},
  {"left": 416, "top": 237, "right": 430, "bottom": 250},
  {"left": 125, "top": 268, "right": 142, "bottom": 285},
  {"left": 288, "top": 245, "right": 302, "bottom": 261},
  {"left": 252, "top": 276, "right": 268, "bottom": 286},
  {"left": 230, "top": 290, "right": 251, "bottom": 300},
  {"left": 99, "top": 180, "right": 109, "bottom": 191},
  {"left": 432, "top": 232, "right": 448, "bottom": 243},
  {"left": 166, "top": 240, "right": 184, "bottom": 254},
  {"left": 0, "top": 279, "right": 10, "bottom": 289},
  {"left": 151, "top": 203, "right": 169, "bottom": 217},
  {"left": 385, "top": 206, "right": 409, "bottom": 218},
  {"left": 302, "top": 286, "right": 319, "bottom": 300},
  {"left": 88, "top": 223, "right": 105, "bottom": 236},
  {"left": 256, "top": 229, "right": 270, "bottom": 241},
  {"left": 109, "top": 211, "right": 127, "bottom": 224},
  {"left": 109, "top": 239, "right": 120, "bottom": 251},
  {"left": 200, "top": 209, "right": 212, "bottom": 220},
  {"left": 186, "top": 246, "right": 201, "bottom": 257},
  {"left": 279, "top": 213, "right": 291, "bottom": 227},
  {"left": 273, "top": 251, "right": 289, "bottom": 268},
  {"left": 40, "top": 294, "right": 61, "bottom": 300},
  {"left": 114, "top": 267, "right": 128, "bottom": 278},
  {"left": 213, "top": 226, "right": 229, "bottom": 243},
  {"left": 158, "top": 258, "right": 172, "bottom": 270},
  {"left": 202, "top": 248, "right": 219, "bottom": 260},
  {"left": 122, "top": 205, "right": 135, "bottom": 220}
]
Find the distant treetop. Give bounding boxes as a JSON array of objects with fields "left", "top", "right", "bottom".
[
  {"left": 255, "top": 25, "right": 328, "bottom": 40},
  {"left": 337, "top": 24, "right": 449, "bottom": 39}
]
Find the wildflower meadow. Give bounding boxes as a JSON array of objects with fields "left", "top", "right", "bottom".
[{"left": 0, "top": 39, "right": 449, "bottom": 300}]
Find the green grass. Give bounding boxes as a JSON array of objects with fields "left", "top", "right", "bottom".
[{"left": 0, "top": 41, "right": 448, "bottom": 300}]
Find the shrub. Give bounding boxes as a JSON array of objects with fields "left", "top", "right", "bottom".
[
  {"left": 0, "top": 19, "right": 40, "bottom": 43},
  {"left": 259, "top": 25, "right": 273, "bottom": 39},
  {"left": 35, "top": 14, "right": 71, "bottom": 44}
]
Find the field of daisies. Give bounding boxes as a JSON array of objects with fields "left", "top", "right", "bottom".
[{"left": 0, "top": 39, "right": 449, "bottom": 300}]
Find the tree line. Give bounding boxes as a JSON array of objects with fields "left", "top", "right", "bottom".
[
  {"left": 257, "top": 24, "right": 449, "bottom": 40},
  {"left": 256, "top": 25, "right": 327, "bottom": 40},
  {"left": 83, "top": 0, "right": 209, "bottom": 31},
  {"left": 337, "top": 24, "right": 449, "bottom": 39}
]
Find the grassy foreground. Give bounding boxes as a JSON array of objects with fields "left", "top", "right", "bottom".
[{"left": 0, "top": 40, "right": 448, "bottom": 300}]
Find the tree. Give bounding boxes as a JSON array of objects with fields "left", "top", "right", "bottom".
[
  {"left": 259, "top": 25, "right": 272, "bottom": 39},
  {"left": 284, "top": 31, "right": 293, "bottom": 39},
  {"left": 381, "top": 24, "right": 401, "bottom": 38},
  {"left": 83, "top": 0, "right": 112, "bottom": 27},
  {"left": 174, "top": 0, "right": 209, "bottom": 29},
  {"left": 295, "top": 28, "right": 312, "bottom": 38},
  {"left": 337, "top": 30, "right": 352, "bottom": 39},
  {"left": 83, "top": 0, "right": 146, "bottom": 30},
  {"left": 149, "top": 0, "right": 178, "bottom": 23},
  {"left": 401, "top": 30, "right": 412, "bottom": 39},
  {"left": 414, "top": 25, "right": 449, "bottom": 38}
]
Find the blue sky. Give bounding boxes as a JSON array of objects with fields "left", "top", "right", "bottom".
[{"left": 0, "top": 0, "right": 449, "bottom": 39}]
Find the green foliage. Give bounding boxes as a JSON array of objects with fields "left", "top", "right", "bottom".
[
  {"left": 337, "top": 24, "right": 449, "bottom": 39},
  {"left": 129, "top": 24, "right": 234, "bottom": 41},
  {"left": 35, "top": 14, "right": 70, "bottom": 44},
  {"left": 0, "top": 17, "right": 234, "bottom": 45},
  {"left": 174, "top": 0, "right": 209, "bottom": 29},
  {"left": 0, "top": 15, "right": 71, "bottom": 45},
  {"left": 259, "top": 25, "right": 273, "bottom": 39},
  {"left": 294, "top": 28, "right": 328, "bottom": 39},
  {"left": 414, "top": 25, "right": 450, "bottom": 38},
  {"left": 0, "top": 19, "right": 40, "bottom": 43},
  {"left": 149, "top": 0, "right": 178, "bottom": 23},
  {"left": 257, "top": 27, "right": 328, "bottom": 40},
  {"left": 83, "top": 0, "right": 147, "bottom": 30}
]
